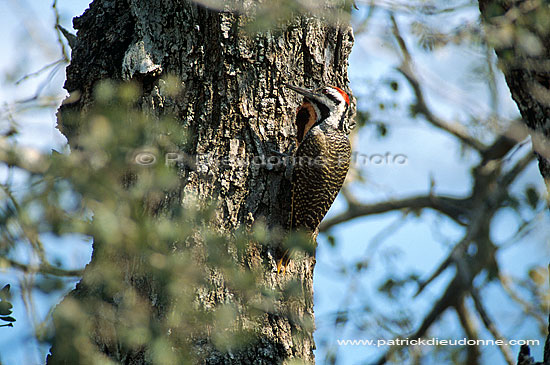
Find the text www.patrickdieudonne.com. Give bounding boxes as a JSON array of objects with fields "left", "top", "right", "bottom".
[{"left": 336, "top": 338, "right": 540, "bottom": 347}]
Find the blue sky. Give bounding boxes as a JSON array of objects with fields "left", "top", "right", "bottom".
[{"left": 0, "top": 1, "right": 548, "bottom": 364}]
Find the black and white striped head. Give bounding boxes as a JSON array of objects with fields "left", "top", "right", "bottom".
[{"left": 286, "top": 84, "right": 352, "bottom": 134}]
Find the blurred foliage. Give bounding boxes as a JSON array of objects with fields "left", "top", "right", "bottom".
[
  {"left": 1, "top": 81, "right": 315, "bottom": 362},
  {"left": 192, "top": 0, "right": 355, "bottom": 31}
]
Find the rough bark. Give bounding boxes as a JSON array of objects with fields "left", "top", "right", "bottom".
[
  {"left": 478, "top": 0, "right": 550, "bottom": 185},
  {"left": 47, "top": 0, "right": 353, "bottom": 363},
  {"left": 478, "top": 1, "right": 550, "bottom": 364}
]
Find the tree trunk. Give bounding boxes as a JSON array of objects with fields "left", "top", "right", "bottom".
[
  {"left": 47, "top": 0, "right": 353, "bottom": 363},
  {"left": 478, "top": 1, "right": 550, "bottom": 363},
  {"left": 478, "top": 0, "right": 550, "bottom": 185}
]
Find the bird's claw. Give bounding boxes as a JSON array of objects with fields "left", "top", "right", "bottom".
[{"left": 276, "top": 250, "right": 291, "bottom": 275}]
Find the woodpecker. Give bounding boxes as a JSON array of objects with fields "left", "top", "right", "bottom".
[{"left": 278, "top": 84, "right": 352, "bottom": 273}]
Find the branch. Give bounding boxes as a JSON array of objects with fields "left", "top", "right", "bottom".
[
  {"left": 471, "top": 286, "right": 515, "bottom": 365},
  {"left": 53, "top": 0, "right": 72, "bottom": 59},
  {"left": 370, "top": 276, "right": 464, "bottom": 365},
  {"left": 455, "top": 296, "right": 482, "bottom": 365},
  {"left": 0, "top": 138, "right": 50, "bottom": 174},
  {"left": 499, "top": 149, "right": 536, "bottom": 188},
  {"left": 14, "top": 58, "right": 65, "bottom": 86},
  {"left": 0, "top": 257, "right": 83, "bottom": 277},
  {"left": 480, "top": 122, "right": 529, "bottom": 165},
  {"left": 390, "top": 15, "right": 486, "bottom": 152},
  {"left": 319, "top": 194, "right": 469, "bottom": 232},
  {"left": 498, "top": 273, "right": 547, "bottom": 328},
  {"left": 414, "top": 253, "right": 454, "bottom": 297}
]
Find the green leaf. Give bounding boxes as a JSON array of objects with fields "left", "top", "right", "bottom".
[
  {"left": 376, "top": 122, "right": 388, "bottom": 137},
  {"left": 334, "top": 310, "right": 348, "bottom": 326},
  {"left": 0, "top": 301, "right": 13, "bottom": 316},
  {"left": 0, "top": 316, "right": 16, "bottom": 323},
  {"left": 0, "top": 285, "right": 10, "bottom": 301},
  {"left": 525, "top": 185, "right": 539, "bottom": 210}
]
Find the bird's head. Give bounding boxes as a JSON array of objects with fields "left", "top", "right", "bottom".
[{"left": 286, "top": 84, "right": 352, "bottom": 135}]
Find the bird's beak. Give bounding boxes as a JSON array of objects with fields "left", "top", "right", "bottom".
[{"left": 285, "top": 84, "right": 323, "bottom": 105}]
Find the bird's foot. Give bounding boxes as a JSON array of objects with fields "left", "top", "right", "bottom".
[{"left": 276, "top": 250, "right": 291, "bottom": 275}]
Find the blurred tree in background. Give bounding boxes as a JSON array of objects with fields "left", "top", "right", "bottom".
[{"left": 0, "top": 0, "right": 548, "bottom": 364}]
